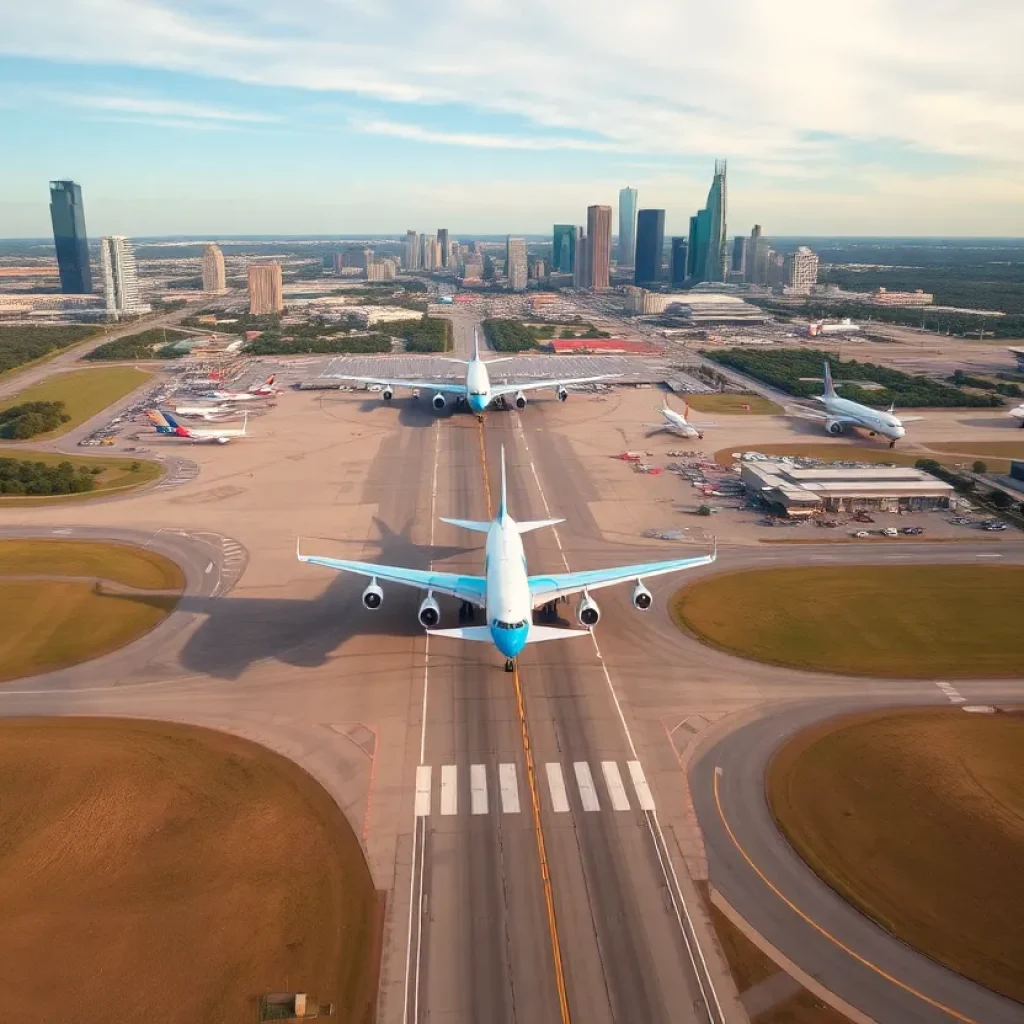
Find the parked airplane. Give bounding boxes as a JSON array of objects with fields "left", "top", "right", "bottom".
[
  {"left": 298, "top": 446, "right": 715, "bottom": 671},
  {"left": 146, "top": 409, "right": 248, "bottom": 444},
  {"left": 1008, "top": 402, "right": 1024, "bottom": 426},
  {"left": 645, "top": 397, "right": 714, "bottom": 439},
  {"left": 174, "top": 404, "right": 238, "bottom": 421},
  {"left": 789, "top": 361, "right": 921, "bottom": 447},
  {"left": 198, "top": 374, "right": 277, "bottom": 402},
  {"left": 329, "top": 330, "right": 615, "bottom": 415}
]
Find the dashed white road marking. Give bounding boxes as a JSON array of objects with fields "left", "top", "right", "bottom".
[
  {"left": 601, "top": 761, "right": 631, "bottom": 811},
  {"left": 414, "top": 765, "right": 432, "bottom": 817},
  {"left": 628, "top": 760, "right": 657, "bottom": 811},
  {"left": 935, "top": 680, "right": 966, "bottom": 703},
  {"left": 470, "top": 763, "right": 488, "bottom": 815},
  {"left": 440, "top": 764, "right": 458, "bottom": 815},
  {"left": 545, "top": 762, "right": 570, "bottom": 813},
  {"left": 499, "top": 763, "right": 521, "bottom": 814},
  {"left": 574, "top": 761, "right": 600, "bottom": 812}
]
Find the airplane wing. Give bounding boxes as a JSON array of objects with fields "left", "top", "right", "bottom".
[
  {"left": 785, "top": 404, "right": 828, "bottom": 421},
  {"left": 328, "top": 375, "right": 467, "bottom": 396},
  {"left": 297, "top": 547, "right": 486, "bottom": 605},
  {"left": 491, "top": 375, "right": 617, "bottom": 398},
  {"left": 528, "top": 551, "right": 715, "bottom": 605},
  {"left": 897, "top": 416, "right": 924, "bottom": 423}
]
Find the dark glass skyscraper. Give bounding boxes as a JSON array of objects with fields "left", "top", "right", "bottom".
[
  {"left": 686, "top": 161, "right": 728, "bottom": 284},
  {"left": 552, "top": 224, "right": 576, "bottom": 273},
  {"left": 634, "top": 209, "right": 665, "bottom": 285},
  {"left": 49, "top": 180, "right": 92, "bottom": 294},
  {"left": 669, "top": 238, "right": 689, "bottom": 286}
]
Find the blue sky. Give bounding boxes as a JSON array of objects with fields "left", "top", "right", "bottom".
[{"left": 2, "top": 0, "right": 1022, "bottom": 237}]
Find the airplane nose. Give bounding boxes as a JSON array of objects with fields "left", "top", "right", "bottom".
[
  {"left": 469, "top": 395, "right": 487, "bottom": 413},
  {"left": 491, "top": 624, "right": 528, "bottom": 658}
]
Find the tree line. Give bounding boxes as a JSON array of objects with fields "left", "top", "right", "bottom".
[
  {"left": 482, "top": 318, "right": 538, "bottom": 352},
  {"left": 243, "top": 334, "right": 391, "bottom": 355},
  {"left": 0, "top": 401, "right": 72, "bottom": 439},
  {"left": 398, "top": 317, "right": 452, "bottom": 352},
  {"left": 0, "top": 325, "right": 99, "bottom": 374},
  {"left": 0, "top": 457, "right": 101, "bottom": 495},
  {"left": 86, "top": 328, "right": 190, "bottom": 361},
  {"left": 704, "top": 348, "right": 1003, "bottom": 408}
]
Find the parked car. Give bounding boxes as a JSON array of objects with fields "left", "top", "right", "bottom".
[
  {"left": 854, "top": 530, "right": 871, "bottom": 538},
  {"left": 902, "top": 527, "right": 925, "bottom": 535},
  {"left": 883, "top": 527, "right": 899, "bottom": 537},
  {"left": 984, "top": 522, "right": 1008, "bottom": 531}
]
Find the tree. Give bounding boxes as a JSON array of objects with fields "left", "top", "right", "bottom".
[
  {"left": 915, "top": 459, "right": 941, "bottom": 473},
  {"left": 972, "top": 460, "right": 988, "bottom": 474},
  {"left": 988, "top": 489, "right": 1013, "bottom": 509},
  {"left": 697, "top": 505, "right": 713, "bottom": 517}
]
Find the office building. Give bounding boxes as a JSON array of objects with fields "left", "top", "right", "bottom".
[
  {"left": 634, "top": 209, "right": 665, "bottom": 286},
  {"left": 573, "top": 229, "right": 589, "bottom": 288},
  {"left": 745, "top": 225, "right": 771, "bottom": 286},
  {"left": 99, "top": 236, "right": 149, "bottom": 318},
  {"left": 506, "top": 236, "right": 528, "bottom": 291},
  {"left": 586, "top": 205, "right": 612, "bottom": 289},
  {"left": 366, "top": 258, "right": 398, "bottom": 282},
  {"left": 450, "top": 240, "right": 461, "bottom": 267},
  {"left": 767, "top": 252, "right": 786, "bottom": 289},
  {"left": 869, "top": 287, "right": 934, "bottom": 306},
  {"left": 332, "top": 252, "right": 345, "bottom": 273},
  {"left": 437, "top": 229, "right": 450, "bottom": 267},
  {"left": 49, "top": 180, "right": 92, "bottom": 294},
  {"left": 617, "top": 187, "right": 638, "bottom": 267},
  {"left": 669, "top": 238, "right": 688, "bottom": 287},
  {"left": 687, "top": 210, "right": 708, "bottom": 279},
  {"left": 248, "top": 262, "right": 283, "bottom": 315},
  {"left": 731, "top": 236, "right": 746, "bottom": 277},
  {"left": 404, "top": 230, "right": 420, "bottom": 270},
  {"left": 201, "top": 243, "right": 226, "bottom": 294},
  {"left": 530, "top": 259, "right": 546, "bottom": 280},
  {"left": 421, "top": 236, "right": 435, "bottom": 271},
  {"left": 552, "top": 224, "right": 576, "bottom": 273},
  {"left": 783, "top": 246, "right": 819, "bottom": 294},
  {"left": 687, "top": 161, "right": 728, "bottom": 283},
  {"left": 362, "top": 248, "right": 375, "bottom": 270}
]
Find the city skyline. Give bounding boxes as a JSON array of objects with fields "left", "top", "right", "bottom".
[{"left": 1, "top": 2, "right": 1021, "bottom": 236}]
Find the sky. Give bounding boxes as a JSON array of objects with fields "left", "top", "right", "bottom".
[{"left": 2, "top": 0, "right": 1023, "bottom": 238}]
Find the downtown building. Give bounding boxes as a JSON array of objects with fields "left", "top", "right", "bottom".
[
  {"left": 404, "top": 230, "right": 420, "bottom": 270},
  {"left": 586, "top": 205, "right": 612, "bottom": 289},
  {"left": 99, "top": 236, "right": 150, "bottom": 318},
  {"left": 687, "top": 160, "right": 729, "bottom": 283},
  {"left": 669, "top": 238, "right": 689, "bottom": 287},
  {"left": 783, "top": 246, "right": 820, "bottom": 294},
  {"left": 202, "top": 243, "right": 227, "bottom": 293},
  {"left": 49, "top": 180, "right": 93, "bottom": 294},
  {"left": 617, "top": 187, "right": 638, "bottom": 268},
  {"left": 366, "top": 258, "right": 398, "bottom": 282},
  {"left": 552, "top": 224, "right": 576, "bottom": 273},
  {"left": 573, "top": 227, "right": 589, "bottom": 289},
  {"left": 506, "top": 236, "right": 528, "bottom": 291},
  {"left": 248, "top": 262, "right": 284, "bottom": 315},
  {"left": 634, "top": 209, "right": 665, "bottom": 286},
  {"left": 437, "top": 229, "right": 451, "bottom": 268}
]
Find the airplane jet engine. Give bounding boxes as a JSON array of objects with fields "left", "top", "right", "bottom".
[
  {"left": 515, "top": 391, "right": 527, "bottom": 410},
  {"left": 826, "top": 418, "right": 844, "bottom": 435},
  {"left": 577, "top": 592, "right": 600, "bottom": 626},
  {"left": 631, "top": 582, "right": 653, "bottom": 610},
  {"left": 557, "top": 386, "right": 568, "bottom": 402},
  {"left": 382, "top": 387, "right": 394, "bottom": 401},
  {"left": 362, "top": 582, "right": 383, "bottom": 609},
  {"left": 432, "top": 393, "right": 447, "bottom": 411},
  {"left": 418, "top": 594, "right": 441, "bottom": 627}
]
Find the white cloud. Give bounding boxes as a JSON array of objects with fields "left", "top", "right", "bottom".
[
  {"left": 46, "top": 91, "right": 277, "bottom": 123},
  {"left": 351, "top": 119, "right": 626, "bottom": 152}
]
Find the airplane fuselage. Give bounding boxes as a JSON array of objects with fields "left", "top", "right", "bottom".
[
  {"left": 817, "top": 394, "right": 906, "bottom": 441},
  {"left": 484, "top": 516, "right": 533, "bottom": 657},
  {"left": 662, "top": 407, "right": 701, "bottom": 439},
  {"left": 466, "top": 358, "right": 492, "bottom": 414}
]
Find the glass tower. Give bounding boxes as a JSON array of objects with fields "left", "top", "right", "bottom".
[
  {"left": 617, "top": 187, "right": 638, "bottom": 267},
  {"left": 701, "top": 159, "right": 728, "bottom": 282},
  {"left": 552, "top": 224, "right": 576, "bottom": 273},
  {"left": 634, "top": 209, "right": 665, "bottom": 285},
  {"left": 669, "top": 238, "right": 689, "bottom": 287},
  {"left": 49, "top": 180, "right": 92, "bottom": 294}
]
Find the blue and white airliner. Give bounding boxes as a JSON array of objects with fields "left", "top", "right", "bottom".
[
  {"left": 298, "top": 447, "right": 715, "bottom": 671},
  {"left": 330, "top": 329, "right": 615, "bottom": 415}
]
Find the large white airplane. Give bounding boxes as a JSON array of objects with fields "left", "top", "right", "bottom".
[
  {"left": 789, "top": 361, "right": 921, "bottom": 447},
  {"left": 1008, "top": 402, "right": 1024, "bottom": 426},
  {"left": 329, "top": 329, "right": 615, "bottom": 415},
  {"left": 146, "top": 409, "right": 249, "bottom": 444},
  {"left": 198, "top": 374, "right": 277, "bottom": 402},
  {"left": 645, "top": 397, "right": 715, "bottom": 439},
  {"left": 298, "top": 446, "right": 715, "bottom": 671}
]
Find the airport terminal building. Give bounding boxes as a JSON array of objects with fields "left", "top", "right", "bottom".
[{"left": 740, "top": 461, "right": 955, "bottom": 517}]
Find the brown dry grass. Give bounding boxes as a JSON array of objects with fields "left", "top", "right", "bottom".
[
  {"left": 0, "top": 719, "right": 379, "bottom": 1024},
  {"left": 0, "top": 539, "right": 184, "bottom": 590},
  {"left": 768, "top": 708, "right": 1024, "bottom": 1005}
]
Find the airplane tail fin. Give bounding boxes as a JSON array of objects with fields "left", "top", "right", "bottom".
[
  {"left": 162, "top": 411, "right": 181, "bottom": 429},
  {"left": 822, "top": 360, "right": 837, "bottom": 397},
  {"left": 473, "top": 328, "right": 481, "bottom": 361},
  {"left": 145, "top": 409, "right": 169, "bottom": 427},
  {"left": 517, "top": 518, "right": 565, "bottom": 534},
  {"left": 440, "top": 517, "right": 491, "bottom": 533},
  {"left": 498, "top": 444, "right": 508, "bottom": 522}
]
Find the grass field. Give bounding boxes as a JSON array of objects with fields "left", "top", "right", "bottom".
[
  {"left": 713, "top": 443, "right": 1010, "bottom": 473},
  {"left": 927, "top": 440, "right": 1024, "bottom": 462},
  {"left": 671, "top": 565, "right": 1024, "bottom": 677},
  {"left": 0, "top": 449, "right": 162, "bottom": 502},
  {"left": 685, "top": 393, "right": 783, "bottom": 415},
  {"left": 0, "top": 718, "right": 380, "bottom": 1024},
  {"left": 768, "top": 708, "right": 1024, "bottom": 1005},
  {"left": 0, "top": 539, "right": 184, "bottom": 589},
  {"left": 0, "top": 366, "right": 153, "bottom": 438}
]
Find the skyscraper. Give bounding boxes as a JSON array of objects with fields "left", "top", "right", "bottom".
[
  {"left": 634, "top": 209, "right": 665, "bottom": 286},
  {"left": 731, "top": 236, "right": 746, "bottom": 277},
  {"left": 552, "top": 224, "right": 576, "bottom": 273},
  {"left": 745, "top": 225, "right": 771, "bottom": 286},
  {"left": 248, "top": 263, "right": 283, "bottom": 315},
  {"left": 702, "top": 160, "right": 728, "bottom": 282},
  {"left": 506, "top": 236, "right": 528, "bottom": 292},
  {"left": 404, "top": 230, "right": 420, "bottom": 270},
  {"left": 437, "top": 229, "right": 450, "bottom": 267},
  {"left": 586, "top": 205, "right": 612, "bottom": 289},
  {"left": 784, "top": 246, "right": 819, "bottom": 293},
  {"left": 202, "top": 243, "right": 226, "bottom": 294},
  {"left": 617, "top": 187, "right": 638, "bottom": 267},
  {"left": 100, "top": 236, "right": 149, "bottom": 318},
  {"left": 49, "top": 180, "right": 92, "bottom": 294},
  {"left": 687, "top": 210, "right": 710, "bottom": 280},
  {"left": 669, "top": 238, "right": 689, "bottom": 287}
]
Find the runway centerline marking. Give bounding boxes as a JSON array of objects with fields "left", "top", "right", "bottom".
[
  {"left": 712, "top": 767, "right": 980, "bottom": 1023},
  {"left": 513, "top": 414, "right": 726, "bottom": 1024}
]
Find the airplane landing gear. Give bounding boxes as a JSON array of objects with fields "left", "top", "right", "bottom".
[
  {"left": 889, "top": 439, "right": 896, "bottom": 449},
  {"left": 504, "top": 658, "right": 515, "bottom": 673},
  {"left": 458, "top": 601, "right": 475, "bottom": 623}
]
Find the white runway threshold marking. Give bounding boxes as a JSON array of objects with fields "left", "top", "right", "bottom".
[
  {"left": 414, "top": 765, "right": 432, "bottom": 817},
  {"left": 470, "top": 763, "right": 488, "bottom": 815},
  {"left": 574, "top": 761, "right": 601, "bottom": 812},
  {"left": 440, "top": 764, "right": 458, "bottom": 815},
  {"left": 627, "top": 760, "right": 656, "bottom": 811},
  {"left": 499, "top": 763, "right": 521, "bottom": 814},
  {"left": 935, "top": 680, "right": 966, "bottom": 703},
  {"left": 546, "top": 762, "right": 570, "bottom": 813},
  {"left": 601, "top": 761, "right": 631, "bottom": 812}
]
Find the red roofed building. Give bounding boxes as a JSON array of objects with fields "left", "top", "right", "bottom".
[{"left": 550, "top": 338, "right": 659, "bottom": 355}]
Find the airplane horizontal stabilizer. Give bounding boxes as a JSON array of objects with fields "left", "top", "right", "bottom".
[
  {"left": 525, "top": 625, "right": 590, "bottom": 643},
  {"left": 516, "top": 518, "right": 565, "bottom": 534},
  {"left": 440, "top": 517, "right": 491, "bottom": 533},
  {"left": 428, "top": 626, "right": 494, "bottom": 642}
]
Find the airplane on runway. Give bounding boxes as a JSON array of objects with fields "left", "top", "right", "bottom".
[
  {"left": 644, "top": 397, "right": 714, "bottom": 439},
  {"left": 788, "top": 360, "right": 921, "bottom": 447},
  {"left": 1008, "top": 402, "right": 1024, "bottom": 426},
  {"left": 197, "top": 374, "right": 277, "bottom": 402},
  {"left": 298, "top": 445, "right": 715, "bottom": 671},
  {"left": 328, "top": 329, "right": 615, "bottom": 416},
  {"left": 146, "top": 409, "right": 248, "bottom": 444}
]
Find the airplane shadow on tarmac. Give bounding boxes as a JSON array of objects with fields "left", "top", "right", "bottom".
[{"left": 101, "top": 519, "right": 481, "bottom": 680}]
